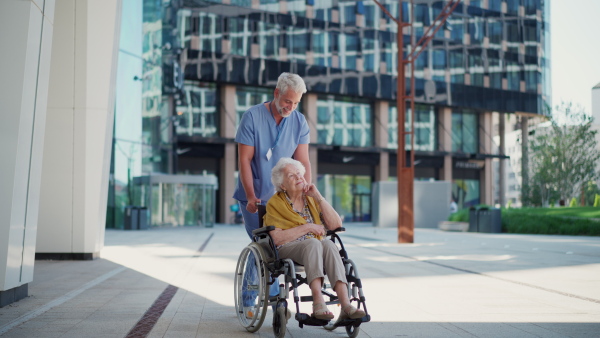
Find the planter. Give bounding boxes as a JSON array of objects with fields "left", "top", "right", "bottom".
[{"left": 438, "top": 221, "right": 468, "bottom": 232}]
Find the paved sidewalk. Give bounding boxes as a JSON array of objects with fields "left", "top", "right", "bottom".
[{"left": 1, "top": 224, "right": 599, "bottom": 337}]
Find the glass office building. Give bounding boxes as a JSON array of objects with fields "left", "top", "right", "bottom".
[{"left": 108, "top": 0, "right": 550, "bottom": 226}]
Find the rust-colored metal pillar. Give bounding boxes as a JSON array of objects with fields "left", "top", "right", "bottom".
[{"left": 397, "top": 1, "right": 414, "bottom": 243}]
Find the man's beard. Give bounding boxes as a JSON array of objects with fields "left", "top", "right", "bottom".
[{"left": 274, "top": 98, "right": 292, "bottom": 118}]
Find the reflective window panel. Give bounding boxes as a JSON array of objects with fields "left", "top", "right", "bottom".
[{"left": 317, "top": 96, "right": 372, "bottom": 147}]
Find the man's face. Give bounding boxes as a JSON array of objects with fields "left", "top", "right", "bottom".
[{"left": 274, "top": 88, "right": 302, "bottom": 118}]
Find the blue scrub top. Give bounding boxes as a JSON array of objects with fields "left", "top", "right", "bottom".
[{"left": 233, "top": 102, "right": 310, "bottom": 202}]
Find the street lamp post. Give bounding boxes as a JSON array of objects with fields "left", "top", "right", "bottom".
[{"left": 372, "top": 0, "right": 460, "bottom": 243}]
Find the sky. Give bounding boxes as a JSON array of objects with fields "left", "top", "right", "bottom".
[{"left": 551, "top": 0, "right": 600, "bottom": 116}]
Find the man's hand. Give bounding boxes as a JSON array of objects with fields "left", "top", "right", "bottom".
[{"left": 246, "top": 196, "right": 261, "bottom": 214}]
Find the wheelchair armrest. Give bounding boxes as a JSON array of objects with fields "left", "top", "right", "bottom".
[
  {"left": 252, "top": 225, "right": 275, "bottom": 237},
  {"left": 326, "top": 227, "right": 345, "bottom": 236}
]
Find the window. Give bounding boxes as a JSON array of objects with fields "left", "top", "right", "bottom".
[
  {"left": 388, "top": 104, "right": 436, "bottom": 151},
  {"left": 451, "top": 110, "right": 478, "bottom": 153},
  {"left": 175, "top": 82, "right": 218, "bottom": 137},
  {"left": 317, "top": 96, "right": 372, "bottom": 147},
  {"left": 235, "top": 86, "right": 272, "bottom": 129}
]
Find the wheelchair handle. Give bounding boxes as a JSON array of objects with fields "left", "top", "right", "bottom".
[{"left": 326, "top": 227, "right": 345, "bottom": 236}]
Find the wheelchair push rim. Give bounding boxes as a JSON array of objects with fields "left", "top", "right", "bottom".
[{"left": 234, "top": 243, "right": 269, "bottom": 332}]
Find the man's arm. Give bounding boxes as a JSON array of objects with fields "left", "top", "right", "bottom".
[
  {"left": 293, "top": 143, "right": 311, "bottom": 184},
  {"left": 238, "top": 143, "right": 260, "bottom": 214}
]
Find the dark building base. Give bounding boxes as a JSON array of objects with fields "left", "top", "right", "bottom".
[
  {"left": 35, "top": 252, "right": 99, "bottom": 261},
  {"left": 0, "top": 284, "right": 28, "bottom": 308}
]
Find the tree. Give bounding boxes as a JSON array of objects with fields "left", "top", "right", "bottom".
[{"left": 524, "top": 102, "right": 600, "bottom": 207}]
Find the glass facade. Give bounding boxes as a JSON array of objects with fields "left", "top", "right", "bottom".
[
  {"left": 133, "top": 175, "right": 218, "bottom": 227},
  {"left": 108, "top": 0, "right": 144, "bottom": 229},
  {"left": 109, "top": 0, "right": 551, "bottom": 226},
  {"left": 170, "top": 0, "right": 550, "bottom": 116}
]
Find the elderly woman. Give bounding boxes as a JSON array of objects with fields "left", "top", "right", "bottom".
[{"left": 264, "top": 158, "right": 366, "bottom": 321}]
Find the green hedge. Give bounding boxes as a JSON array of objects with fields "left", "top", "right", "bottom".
[
  {"left": 448, "top": 206, "right": 600, "bottom": 236},
  {"left": 502, "top": 210, "right": 600, "bottom": 236}
]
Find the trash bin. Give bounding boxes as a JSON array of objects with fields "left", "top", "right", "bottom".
[
  {"left": 138, "top": 207, "right": 148, "bottom": 230},
  {"left": 124, "top": 206, "right": 139, "bottom": 230},
  {"left": 477, "top": 208, "right": 502, "bottom": 233},
  {"left": 468, "top": 206, "right": 479, "bottom": 232}
]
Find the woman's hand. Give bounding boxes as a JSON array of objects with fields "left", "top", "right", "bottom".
[
  {"left": 304, "top": 223, "right": 326, "bottom": 237},
  {"left": 302, "top": 178, "right": 323, "bottom": 201}
]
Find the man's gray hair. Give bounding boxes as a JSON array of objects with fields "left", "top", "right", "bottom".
[
  {"left": 271, "top": 157, "right": 306, "bottom": 192},
  {"left": 276, "top": 73, "right": 307, "bottom": 95}
]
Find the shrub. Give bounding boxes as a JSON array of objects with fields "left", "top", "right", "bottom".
[
  {"left": 569, "top": 198, "right": 577, "bottom": 207},
  {"left": 448, "top": 208, "right": 469, "bottom": 222},
  {"left": 448, "top": 204, "right": 491, "bottom": 222},
  {"left": 594, "top": 194, "right": 600, "bottom": 207},
  {"left": 502, "top": 209, "right": 600, "bottom": 236}
]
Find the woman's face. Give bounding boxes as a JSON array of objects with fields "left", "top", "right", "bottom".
[{"left": 280, "top": 164, "right": 305, "bottom": 194}]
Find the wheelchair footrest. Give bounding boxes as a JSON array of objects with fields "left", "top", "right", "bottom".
[
  {"left": 331, "top": 315, "right": 371, "bottom": 329},
  {"left": 294, "top": 313, "right": 330, "bottom": 327},
  {"left": 300, "top": 296, "right": 313, "bottom": 302}
]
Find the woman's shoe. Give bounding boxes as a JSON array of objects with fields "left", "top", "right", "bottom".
[
  {"left": 312, "top": 303, "right": 334, "bottom": 320},
  {"left": 340, "top": 304, "right": 366, "bottom": 319}
]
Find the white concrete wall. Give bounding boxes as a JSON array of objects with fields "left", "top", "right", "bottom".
[
  {"left": 372, "top": 181, "right": 451, "bottom": 229},
  {"left": 36, "top": 0, "right": 122, "bottom": 256},
  {"left": 0, "top": 0, "right": 56, "bottom": 291}
]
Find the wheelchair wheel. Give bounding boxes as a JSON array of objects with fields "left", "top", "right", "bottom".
[
  {"left": 234, "top": 242, "right": 269, "bottom": 332},
  {"left": 273, "top": 306, "right": 287, "bottom": 338},
  {"left": 346, "top": 324, "right": 360, "bottom": 338}
]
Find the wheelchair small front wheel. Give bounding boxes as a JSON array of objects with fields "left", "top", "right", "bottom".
[
  {"left": 346, "top": 324, "right": 360, "bottom": 338},
  {"left": 273, "top": 306, "right": 287, "bottom": 338},
  {"left": 234, "top": 243, "right": 269, "bottom": 332}
]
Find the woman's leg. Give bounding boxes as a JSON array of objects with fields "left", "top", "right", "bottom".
[
  {"left": 320, "top": 239, "right": 350, "bottom": 307},
  {"left": 277, "top": 239, "right": 333, "bottom": 318},
  {"left": 321, "top": 240, "right": 366, "bottom": 319}
]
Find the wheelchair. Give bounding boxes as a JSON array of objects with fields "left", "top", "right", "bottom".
[{"left": 234, "top": 204, "right": 370, "bottom": 338}]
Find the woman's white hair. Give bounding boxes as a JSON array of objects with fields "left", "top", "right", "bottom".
[
  {"left": 276, "top": 73, "right": 307, "bottom": 95},
  {"left": 271, "top": 157, "right": 306, "bottom": 192}
]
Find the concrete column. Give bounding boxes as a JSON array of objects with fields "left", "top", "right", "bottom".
[
  {"left": 304, "top": 93, "right": 319, "bottom": 181},
  {"left": 439, "top": 107, "right": 453, "bottom": 181},
  {"left": 220, "top": 85, "right": 237, "bottom": 223},
  {"left": 0, "top": 0, "right": 56, "bottom": 306},
  {"left": 374, "top": 100, "right": 389, "bottom": 181},
  {"left": 480, "top": 112, "right": 494, "bottom": 205},
  {"left": 498, "top": 113, "right": 506, "bottom": 207},
  {"left": 481, "top": 111, "right": 493, "bottom": 154},
  {"left": 36, "top": 0, "right": 122, "bottom": 259}
]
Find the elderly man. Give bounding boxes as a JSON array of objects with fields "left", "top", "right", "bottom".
[{"left": 233, "top": 72, "right": 313, "bottom": 319}]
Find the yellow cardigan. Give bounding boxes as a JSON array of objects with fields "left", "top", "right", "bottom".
[{"left": 263, "top": 191, "right": 324, "bottom": 241}]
